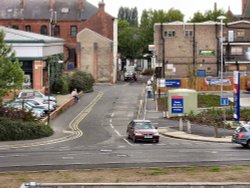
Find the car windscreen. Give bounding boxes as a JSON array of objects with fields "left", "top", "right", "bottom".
[
  {"left": 135, "top": 122, "right": 154, "bottom": 130},
  {"left": 235, "top": 126, "right": 247, "bottom": 133}
]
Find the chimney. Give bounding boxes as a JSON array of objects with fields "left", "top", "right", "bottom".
[
  {"left": 98, "top": 0, "right": 105, "bottom": 12},
  {"left": 79, "top": 0, "right": 84, "bottom": 11},
  {"left": 49, "top": 0, "right": 55, "bottom": 11}
]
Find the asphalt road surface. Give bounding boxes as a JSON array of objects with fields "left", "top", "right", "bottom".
[{"left": 0, "top": 78, "right": 249, "bottom": 172}]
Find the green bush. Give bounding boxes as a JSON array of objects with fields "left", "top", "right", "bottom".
[
  {"left": 0, "top": 117, "right": 53, "bottom": 141},
  {"left": 52, "top": 75, "right": 69, "bottom": 94},
  {"left": 0, "top": 106, "right": 36, "bottom": 122},
  {"left": 69, "top": 70, "right": 95, "bottom": 93}
]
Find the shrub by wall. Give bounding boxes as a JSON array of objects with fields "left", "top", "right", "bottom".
[{"left": 0, "top": 117, "right": 53, "bottom": 141}]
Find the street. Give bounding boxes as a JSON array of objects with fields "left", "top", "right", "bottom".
[{"left": 0, "top": 80, "right": 249, "bottom": 172}]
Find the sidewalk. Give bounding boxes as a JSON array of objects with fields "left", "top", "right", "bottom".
[{"left": 145, "top": 97, "right": 233, "bottom": 143}]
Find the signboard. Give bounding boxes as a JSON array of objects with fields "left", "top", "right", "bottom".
[
  {"left": 165, "top": 79, "right": 181, "bottom": 88},
  {"left": 199, "top": 50, "right": 215, "bottom": 56},
  {"left": 204, "top": 78, "right": 231, "bottom": 86},
  {"left": 220, "top": 97, "right": 229, "bottom": 106},
  {"left": 158, "top": 79, "right": 181, "bottom": 88},
  {"left": 171, "top": 96, "right": 183, "bottom": 114},
  {"left": 233, "top": 71, "right": 240, "bottom": 121}
]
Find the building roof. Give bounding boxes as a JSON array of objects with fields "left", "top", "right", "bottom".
[
  {"left": 0, "top": 26, "right": 64, "bottom": 59},
  {"left": 0, "top": 26, "right": 64, "bottom": 43},
  {"left": 0, "top": 0, "right": 98, "bottom": 20}
]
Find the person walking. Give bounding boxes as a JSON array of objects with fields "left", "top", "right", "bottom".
[
  {"left": 146, "top": 84, "right": 153, "bottom": 98},
  {"left": 71, "top": 88, "right": 79, "bottom": 102}
]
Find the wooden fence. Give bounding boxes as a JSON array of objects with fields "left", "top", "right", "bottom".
[{"left": 158, "top": 76, "right": 250, "bottom": 92}]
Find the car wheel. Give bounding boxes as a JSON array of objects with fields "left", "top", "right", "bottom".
[
  {"left": 241, "top": 144, "right": 248, "bottom": 148},
  {"left": 132, "top": 136, "right": 137, "bottom": 143},
  {"left": 246, "top": 140, "right": 250, "bottom": 148}
]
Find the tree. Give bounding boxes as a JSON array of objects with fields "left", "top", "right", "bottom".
[
  {"left": 189, "top": 9, "right": 227, "bottom": 22},
  {"left": 118, "top": 20, "right": 142, "bottom": 60},
  {"left": 118, "top": 7, "right": 138, "bottom": 27},
  {"left": 139, "top": 8, "right": 184, "bottom": 54},
  {"left": 0, "top": 31, "right": 24, "bottom": 103}
]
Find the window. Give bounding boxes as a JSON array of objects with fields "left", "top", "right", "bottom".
[
  {"left": 230, "top": 47, "right": 243, "bottom": 55},
  {"left": 12, "top": 25, "right": 19, "bottom": 30},
  {"left": 68, "top": 48, "right": 76, "bottom": 61},
  {"left": 236, "top": 30, "right": 245, "bottom": 38},
  {"left": 185, "top": 30, "right": 193, "bottom": 37},
  {"left": 164, "top": 31, "right": 175, "bottom": 37},
  {"left": 25, "top": 25, "right": 31, "bottom": 32},
  {"left": 40, "top": 25, "right": 48, "bottom": 35},
  {"left": 54, "top": 25, "right": 60, "bottom": 37},
  {"left": 70, "top": 25, "right": 77, "bottom": 37}
]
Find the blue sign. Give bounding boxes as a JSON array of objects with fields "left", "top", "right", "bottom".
[
  {"left": 220, "top": 97, "right": 229, "bottom": 106},
  {"left": 165, "top": 79, "right": 181, "bottom": 88},
  {"left": 171, "top": 96, "right": 183, "bottom": 114}
]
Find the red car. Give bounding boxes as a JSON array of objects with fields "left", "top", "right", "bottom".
[{"left": 127, "top": 120, "right": 160, "bottom": 143}]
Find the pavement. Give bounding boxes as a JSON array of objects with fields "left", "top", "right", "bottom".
[{"left": 53, "top": 89, "right": 250, "bottom": 144}]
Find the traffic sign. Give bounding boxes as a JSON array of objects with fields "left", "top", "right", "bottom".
[{"left": 220, "top": 97, "right": 229, "bottom": 106}]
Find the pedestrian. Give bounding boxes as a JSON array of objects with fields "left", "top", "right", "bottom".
[
  {"left": 146, "top": 84, "right": 153, "bottom": 98},
  {"left": 71, "top": 88, "right": 79, "bottom": 102},
  {"left": 147, "top": 79, "right": 152, "bottom": 86}
]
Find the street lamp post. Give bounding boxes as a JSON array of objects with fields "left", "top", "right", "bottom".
[{"left": 218, "top": 15, "right": 226, "bottom": 128}]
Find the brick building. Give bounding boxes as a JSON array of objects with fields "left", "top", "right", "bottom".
[
  {"left": 154, "top": 20, "right": 250, "bottom": 78},
  {"left": 0, "top": 0, "right": 117, "bottom": 83}
]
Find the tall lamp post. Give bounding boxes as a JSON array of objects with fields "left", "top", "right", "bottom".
[{"left": 217, "top": 15, "right": 226, "bottom": 125}]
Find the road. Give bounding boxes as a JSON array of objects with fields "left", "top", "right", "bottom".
[{"left": 0, "top": 79, "right": 249, "bottom": 172}]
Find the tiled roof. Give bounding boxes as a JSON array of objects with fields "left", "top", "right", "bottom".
[{"left": 0, "top": 0, "right": 98, "bottom": 20}]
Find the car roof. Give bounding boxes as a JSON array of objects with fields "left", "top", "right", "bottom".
[{"left": 133, "top": 119, "right": 151, "bottom": 123}]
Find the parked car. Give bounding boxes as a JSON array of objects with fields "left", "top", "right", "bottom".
[
  {"left": 5, "top": 101, "right": 45, "bottom": 119},
  {"left": 126, "top": 119, "right": 160, "bottom": 143},
  {"left": 232, "top": 123, "right": 250, "bottom": 148},
  {"left": 17, "top": 90, "right": 57, "bottom": 102},
  {"left": 246, "top": 81, "right": 250, "bottom": 91},
  {"left": 15, "top": 99, "right": 54, "bottom": 113},
  {"left": 17, "top": 96, "right": 57, "bottom": 109}
]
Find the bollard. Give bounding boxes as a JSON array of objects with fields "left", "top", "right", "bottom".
[
  {"left": 187, "top": 120, "right": 191, "bottom": 134},
  {"left": 179, "top": 118, "right": 183, "bottom": 131}
]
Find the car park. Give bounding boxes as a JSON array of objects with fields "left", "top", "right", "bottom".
[
  {"left": 17, "top": 90, "right": 57, "bottom": 102},
  {"left": 126, "top": 119, "right": 160, "bottom": 143},
  {"left": 5, "top": 101, "right": 45, "bottom": 119},
  {"left": 232, "top": 123, "right": 250, "bottom": 148},
  {"left": 15, "top": 99, "right": 54, "bottom": 113}
]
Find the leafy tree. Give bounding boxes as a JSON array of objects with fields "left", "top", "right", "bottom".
[
  {"left": 189, "top": 9, "right": 227, "bottom": 22},
  {"left": 139, "top": 8, "right": 184, "bottom": 54},
  {"left": 46, "top": 54, "right": 68, "bottom": 94},
  {"left": 0, "top": 31, "right": 24, "bottom": 103},
  {"left": 118, "top": 20, "right": 142, "bottom": 60},
  {"left": 118, "top": 7, "right": 138, "bottom": 26}
]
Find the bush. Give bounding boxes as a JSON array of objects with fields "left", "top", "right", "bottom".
[
  {"left": 52, "top": 75, "right": 69, "bottom": 94},
  {"left": 0, "top": 106, "right": 36, "bottom": 122},
  {"left": 69, "top": 70, "right": 95, "bottom": 93},
  {"left": 0, "top": 117, "right": 53, "bottom": 141}
]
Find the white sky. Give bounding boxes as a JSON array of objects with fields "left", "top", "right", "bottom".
[{"left": 91, "top": 0, "right": 242, "bottom": 21}]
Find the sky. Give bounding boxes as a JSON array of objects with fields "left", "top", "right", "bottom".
[{"left": 91, "top": 0, "right": 242, "bottom": 21}]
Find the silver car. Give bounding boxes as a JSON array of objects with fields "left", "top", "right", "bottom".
[{"left": 232, "top": 123, "right": 250, "bottom": 148}]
